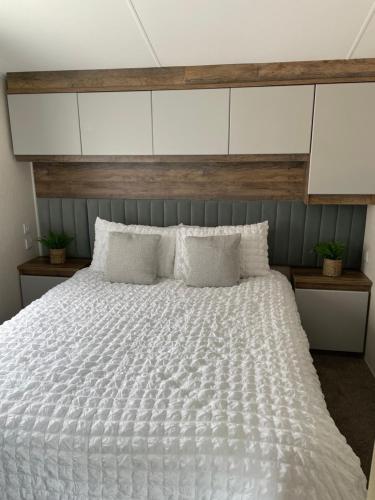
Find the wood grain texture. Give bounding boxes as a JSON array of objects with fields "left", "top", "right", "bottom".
[
  {"left": 307, "top": 194, "right": 375, "bottom": 205},
  {"left": 7, "top": 58, "right": 375, "bottom": 94},
  {"left": 33, "top": 155, "right": 308, "bottom": 200},
  {"left": 292, "top": 267, "right": 372, "bottom": 292},
  {"left": 17, "top": 154, "right": 309, "bottom": 163},
  {"left": 17, "top": 257, "right": 91, "bottom": 277}
]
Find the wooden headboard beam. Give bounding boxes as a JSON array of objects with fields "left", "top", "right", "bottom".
[
  {"left": 7, "top": 58, "right": 375, "bottom": 94},
  {"left": 33, "top": 155, "right": 308, "bottom": 200}
]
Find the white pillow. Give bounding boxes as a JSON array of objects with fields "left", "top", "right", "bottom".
[
  {"left": 91, "top": 217, "right": 177, "bottom": 278},
  {"left": 174, "top": 221, "right": 269, "bottom": 279}
]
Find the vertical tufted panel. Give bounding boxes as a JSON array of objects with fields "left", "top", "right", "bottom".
[{"left": 37, "top": 198, "right": 367, "bottom": 268}]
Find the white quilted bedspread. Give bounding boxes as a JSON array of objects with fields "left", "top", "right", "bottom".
[{"left": 0, "top": 270, "right": 367, "bottom": 500}]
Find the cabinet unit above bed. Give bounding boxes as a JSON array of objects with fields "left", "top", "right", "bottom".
[
  {"left": 8, "top": 93, "right": 82, "bottom": 155},
  {"left": 229, "top": 85, "right": 315, "bottom": 154},
  {"left": 152, "top": 88, "right": 230, "bottom": 154},
  {"left": 78, "top": 91, "right": 153, "bottom": 155},
  {"left": 309, "top": 83, "right": 375, "bottom": 196}
]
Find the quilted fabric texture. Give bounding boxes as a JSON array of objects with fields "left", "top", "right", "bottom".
[
  {"left": 91, "top": 217, "right": 177, "bottom": 278},
  {"left": 0, "top": 270, "right": 366, "bottom": 499},
  {"left": 174, "top": 222, "right": 270, "bottom": 280}
]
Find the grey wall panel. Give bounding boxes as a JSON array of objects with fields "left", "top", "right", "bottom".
[
  {"left": 60, "top": 199, "right": 77, "bottom": 257},
  {"left": 347, "top": 206, "right": 367, "bottom": 267},
  {"left": 246, "top": 201, "right": 262, "bottom": 225},
  {"left": 218, "top": 201, "right": 233, "bottom": 226},
  {"left": 98, "top": 200, "right": 112, "bottom": 222},
  {"left": 273, "top": 202, "right": 292, "bottom": 265},
  {"left": 205, "top": 201, "right": 219, "bottom": 226},
  {"left": 302, "top": 205, "right": 322, "bottom": 267},
  {"left": 163, "top": 200, "right": 177, "bottom": 226},
  {"left": 74, "top": 199, "right": 91, "bottom": 258},
  {"left": 261, "top": 201, "right": 277, "bottom": 263},
  {"left": 288, "top": 203, "right": 306, "bottom": 266},
  {"left": 232, "top": 202, "right": 247, "bottom": 226},
  {"left": 124, "top": 200, "right": 138, "bottom": 225},
  {"left": 191, "top": 201, "right": 205, "bottom": 226},
  {"left": 110, "top": 199, "right": 126, "bottom": 224},
  {"left": 137, "top": 200, "right": 151, "bottom": 225},
  {"left": 37, "top": 198, "right": 367, "bottom": 269},
  {"left": 177, "top": 200, "right": 191, "bottom": 225},
  {"left": 151, "top": 200, "right": 164, "bottom": 227}
]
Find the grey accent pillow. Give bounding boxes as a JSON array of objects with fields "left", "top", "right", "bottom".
[
  {"left": 104, "top": 232, "right": 161, "bottom": 285},
  {"left": 184, "top": 234, "right": 241, "bottom": 287}
]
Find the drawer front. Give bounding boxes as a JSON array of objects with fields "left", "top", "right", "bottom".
[
  {"left": 295, "top": 288, "right": 368, "bottom": 352},
  {"left": 20, "top": 275, "right": 68, "bottom": 307}
]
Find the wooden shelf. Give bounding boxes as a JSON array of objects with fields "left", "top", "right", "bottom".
[
  {"left": 292, "top": 267, "right": 372, "bottom": 292},
  {"left": 18, "top": 257, "right": 91, "bottom": 278}
]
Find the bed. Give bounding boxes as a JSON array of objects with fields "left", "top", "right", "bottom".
[{"left": 0, "top": 268, "right": 367, "bottom": 499}]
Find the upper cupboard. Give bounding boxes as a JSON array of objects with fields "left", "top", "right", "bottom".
[
  {"left": 229, "top": 85, "right": 314, "bottom": 154},
  {"left": 8, "top": 93, "right": 81, "bottom": 155},
  {"left": 309, "top": 82, "right": 375, "bottom": 195},
  {"left": 7, "top": 86, "right": 315, "bottom": 156}
]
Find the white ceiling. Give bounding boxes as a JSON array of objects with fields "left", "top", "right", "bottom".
[{"left": 0, "top": 0, "right": 375, "bottom": 73}]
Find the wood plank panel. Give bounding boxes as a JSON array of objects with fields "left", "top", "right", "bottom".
[
  {"left": 7, "top": 58, "right": 375, "bottom": 94},
  {"left": 17, "top": 257, "right": 91, "bottom": 277},
  {"left": 308, "top": 194, "right": 375, "bottom": 205},
  {"left": 33, "top": 156, "right": 307, "bottom": 200},
  {"left": 18, "top": 154, "right": 309, "bottom": 163},
  {"left": 292, "top": 268, "right": 372, "bottom": 292}
]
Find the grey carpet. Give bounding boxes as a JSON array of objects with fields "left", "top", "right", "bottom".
[{"left": 312, "top": 351, "right": 375, "bottom": 480}]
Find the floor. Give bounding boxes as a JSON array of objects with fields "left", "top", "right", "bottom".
[{"left": 312, "top": 351, "right": 375, "bottom": 480}]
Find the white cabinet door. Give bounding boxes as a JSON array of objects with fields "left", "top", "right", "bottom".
[
  {"left": 295, "top": 288, "right": 368, "bottom": 352},
  {"left": 309, "top": 83, "right": 375, "bottom": 194},
  {"left": 229, "top": 85, "right": 314, "bottom": 154},
  {"left": 8, "top": 93, "right": 81, "bottom": 155},
  {"left": 152, "top": 89, "right": 229, "bottom": 154},
  {"left": 20, "top": 275, "right": 68, "bottom": 307},
  {"left": 78, "top": 91, "right": 153, "bottom": 155}
]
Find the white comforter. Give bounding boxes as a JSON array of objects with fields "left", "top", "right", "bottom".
[{"left": 0, "top": 269, "right": 366, "bottom": 499}]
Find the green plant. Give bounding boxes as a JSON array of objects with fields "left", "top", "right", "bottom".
[
  {"left": 38, "top": 231, "right": 74, "bottom": 250},
  {"left": 314, "top": 241, "right": 345, "bottom": 260}
]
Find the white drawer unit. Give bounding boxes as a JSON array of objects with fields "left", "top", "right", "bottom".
[
  {"left": 78, "top": 91, "right": 153, "bottom": 155},
  {"left": 18, "top": 257, "right": 91, "bottom": 307},
  {"left": 20, "top": 275, "right": 67, "bottom": 307},
  {"left": 152, "top": 88, "right": 230, "bottom": 154},
  {"left": 295, "top": 288, "right": 368, "bottom": 352},
  {"left": 229, "top": 85, "right": 314, "bottom": 154},
  {"left": 8, "top": 93, "right": 81, "bottom": 155},
  {"left": 293, "top": 269, "right": 372, "bottom": 353}
]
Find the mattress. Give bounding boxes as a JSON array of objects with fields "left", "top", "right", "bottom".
[{"left": 0, "top": 269, "right": 367, "bottom": 499}]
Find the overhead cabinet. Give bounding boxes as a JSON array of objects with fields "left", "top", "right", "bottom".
[
  {"left": 309, "top": 83, "right": 375, "bottom": 195},
  {"left": 8, "top": 93, "right": 81, "bottom": 155},
  {"left": 152, "top": 89, "right": 230, "bottom": 154},
  {"left": 78, "top": 91, "right": 153, "bottom": 155},
  {"left": 229, "top": 86, "right": 314, "bottom": 154}
]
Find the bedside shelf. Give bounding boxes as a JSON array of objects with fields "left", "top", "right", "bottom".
[
  {"left": 18, "top": 257, "right": 91, "bottom": 278},
  {"left": 292, "top": 267, "right": 372, "bottom": 292}
]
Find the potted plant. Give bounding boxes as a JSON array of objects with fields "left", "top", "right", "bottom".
[
  {"left": 38, "top": 231, "right": 74, "bottom": 265},
  {"left": 314, "top": 241, "right": 345, "bottom": 277}
]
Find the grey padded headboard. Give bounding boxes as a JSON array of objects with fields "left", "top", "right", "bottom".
[{"left": 37, "top": 198, "right": 367, "bottom": 269}]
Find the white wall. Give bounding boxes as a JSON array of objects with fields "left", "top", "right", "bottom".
[
  {"left": 0, "top": 77, "right": 37, "bottom": 324},
  {"left": 363, "top": 206, "right": 375, "bottom": 375}
]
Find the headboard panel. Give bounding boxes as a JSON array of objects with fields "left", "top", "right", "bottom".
[{"left": 37, "top": 198, "right": 367, "bottom": 269}]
